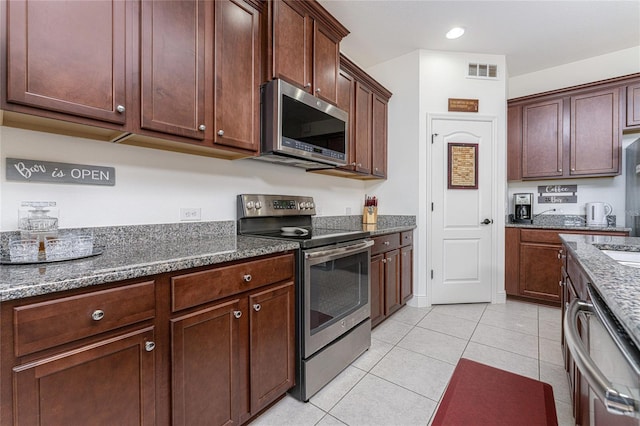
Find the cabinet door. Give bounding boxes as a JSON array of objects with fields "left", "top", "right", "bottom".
[
  {"left": 354, "top": 82, "right": 373, "bottom": 174},
  {"left": 337, "top": 69, "right": 356, "bottom": 167},
  {"left": 570, "top": 87, "right": 621, "bottom": 176},
  {"left": 384, "top": 249, "right": 401, "bottom": 316},
  {"left": 171, "top": 298, "right": 242, "bottom": 426},
  {"left": 372, "top": 93, "right": 388, "bottom": 178},
  {"left": 400, "top": 245, "right": 413, "bottom": 303},
  {"left": 6, "top": 0, "right": 127, "bottom": 124},
  {"left": 507, "top": 104, "right": 523, "bottom": 180},
  {"left": 140, "top": 0, "right": 208, "bottom": 140},
  {"left": 213, "top": 0, "right": 261, "bottom": 152},
  {"left": 519, "top": 243, "right": 562, "bottom": 303},
  {"left": 13, "top": 327, "right": 155, "bottom": 426},
  {"left": 522, "top": 99, "right": 564, "bottom": 178},
  {"left": 370, "top": 254, "right": 385, "bottom": 328},
  {"left": 504, "top": 227, "right": 520, "bottom": 296},
  {"left": 271, "top": 0, "right": 311, "bottom": 91},
  {"left": 627, "top": 83, "right": 640, "bottom": 127},
  {"left": 312, "top": 21, "right": 339, "bottom": 104},
  {"left": 249, "top": 281, "right": 295, "bottom": 414}
]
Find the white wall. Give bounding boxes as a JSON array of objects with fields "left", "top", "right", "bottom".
[
  {"left": 364, "top": 49, "right": 508, "bottom": 307},
  {"left": 0, "top": 126, "right": 368, "bottom": 230},
  {"left": 509, "top": 46, "right": 640, "bottom": 99}
]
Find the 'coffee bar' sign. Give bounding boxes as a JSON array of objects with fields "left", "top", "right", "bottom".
[
  {"left": 6, "top": 158, "right": 115, "bottom": 186},
  {"left": 538, "top": 185, "right": 577, "bottom": 203}
]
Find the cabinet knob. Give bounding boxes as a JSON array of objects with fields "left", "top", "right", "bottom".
[
  {"left": 145, "top": 341, "right": 155, "bottom": 352},
  {"left": 199, "top": 124, "right": 206, "bottom": 131},
  {"left": 384, "top": 241, "right": 390, "bottom": 245},
  {"left": 253, "top": 303, "right": 261, "bottom": 312},
  {"left": 304, "top": 83, "right": 311, "bottom": 89},
  {"left": 375, "top": 167, "right": 379, "bottom": 171},
  {"left": 217, "top": 130, "right": 224, "bottom": 136},
  {"left": 387, "top": 257, "right": 392, "bottom": 262},
  {"left": 558, "top": 168, "right": 562, "bottom": 172},
  {"left": 91, "top": 309, "right": 105, "bottom": 321},
  {"left": 382, "top": 259, "right": 387, "bottom": 263},
  {"left": 233, "top": 310, "right": 242, "bottom": 319},
  {"left": 571, "top": 168, "right": 575, "bottom": 171},
  {"left": 558, "top": 250, "right": 566, "bottom": 260},
  {"left": 243, "top": 274, "right": 252, "bottom": 282},
  {"left": 116, "top": 105, "right": 125, "bottom": 113},
  {"left": 316, "top": 88, "right": 321, "bottom": 94},
  {"left": 357, "top": 163, "right": 362, "bottom": 167}
]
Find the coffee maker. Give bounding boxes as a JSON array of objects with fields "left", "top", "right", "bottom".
[{"left": 513, "top": 193, "right": 533, "bottom": 223}]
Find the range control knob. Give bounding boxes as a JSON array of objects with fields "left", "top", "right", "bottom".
[
  {"left": 299, "top": 202, "right": 306, "bottom": 210},
  {"left": 246, "top": 201, "right": 255, "bottom": 210},
  {"left": 309, "top": 202, "right": 315, "bottom": 209},
  {"left": 255, "top": 201, "right": 262, "bottom": 210}
]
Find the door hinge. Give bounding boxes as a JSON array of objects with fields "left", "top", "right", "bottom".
[
  {"left": 431, "top": 133, "right": 439, "bottom": 144},
  {"left": 431, "top": 270, "right": 434, "bottom": 279},
  {"left": 431, "top": 202, "right": 434, "bottom": 211}
]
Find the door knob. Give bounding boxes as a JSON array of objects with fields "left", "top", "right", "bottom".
[{"left": 481, "top": 218, "right": 493, "bottom": 225}]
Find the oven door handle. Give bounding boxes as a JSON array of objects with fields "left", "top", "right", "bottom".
[
  {"left": 564, "top": 298, "right": 640, "bottom": 418},
  {"left": 305, "top": 240, "right": 374, "bottom": 260}
]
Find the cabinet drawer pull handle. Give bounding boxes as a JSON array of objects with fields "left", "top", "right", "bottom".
[
  {"left": 383, "top": 241, "right": 390, "bottom": 246},
  {"left": 145, "top": 341, "right": 155, "bottom": 352},
  {"left": 199, "top": 124, "right": 206, "bottom": 131},
  {"left": 116, "top": 105, "right": 125, "bottom": 113},
  {"left": 253, "top": 303, "right": 261, "bottom": 312},
  {"left": 233, "top": 310, "right": 242, "bottom": 319},
  {"left": 243, "top": 274, "right": 252, "bottom": 282},
  {"left": 217, "top": 130, "right": 224, "bottom": 136},
  {"left": 91, "top": 310, "right": 105, "bottom": 321}
]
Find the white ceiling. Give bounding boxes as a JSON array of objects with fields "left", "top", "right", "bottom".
[{"left": 318, "top": 0, "right": 640, "bottom": 77}]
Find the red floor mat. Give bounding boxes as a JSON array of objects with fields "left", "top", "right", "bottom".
[{"left": 432, "top": 358, "right": 558, "bottom": 426}]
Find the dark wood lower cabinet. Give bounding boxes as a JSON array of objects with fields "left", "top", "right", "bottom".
[
  {"left": 1, "top": 252, "right": 296, "bottom": 426},
  {"left": 13, "top": 326, "right": 156, "bottom": 426},
  {"left": 370, "top": 231, "right": 414, "bottom": 328},
  {"left": 171, "top": 299, "right": 242, "bottom": 426},
  {"left": 505, "top": 227, "right": 628, "bottom": 305}
]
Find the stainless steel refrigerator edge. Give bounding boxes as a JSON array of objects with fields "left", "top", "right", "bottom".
[{"left": 625, "top": 138, "right": 640, "bottom": 236}]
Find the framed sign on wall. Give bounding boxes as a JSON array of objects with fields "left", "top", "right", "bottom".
[{"left": 448, "top": 143, "right": 478, "bottom": 189}]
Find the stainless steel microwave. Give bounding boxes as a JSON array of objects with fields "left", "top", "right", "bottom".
[{"left": 258, "top": 79, "right": 349, "bottom": 170}]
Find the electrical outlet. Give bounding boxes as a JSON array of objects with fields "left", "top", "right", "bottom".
[
  {"left": 180, "top": 208, "right": 201, "bottom": 221},
  {"left": 346, "top": 207, "right": 352, "bottom": 215}
]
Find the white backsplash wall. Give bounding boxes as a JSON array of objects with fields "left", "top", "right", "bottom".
[
  {"left": 507, "top": 133, "right": 639, "bottom": 226},
  {"left": 0, "top": 126, "right": 369, "bottom": 230}
]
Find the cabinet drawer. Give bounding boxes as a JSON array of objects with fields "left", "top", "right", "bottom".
[
  {"left": 400, "top": 231, "right": 413, "bottom": 247},
  {"left": 14, "top": 281, "right": 155, "bottom": 357},
  {"left": 520, "top": 229, "right": 561, "bottom": 244},
  {"left": 371, "top": 233, "right": 400, "bottom": 255},
  {"left": 171, "top": 253, "right": 294, "bottom": 312}
]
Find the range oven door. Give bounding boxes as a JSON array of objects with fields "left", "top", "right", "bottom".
[
  {"left": 302, "top": 239, "right": 373, "bottom": 358},
  {"left": 565, "top": 286, "right": 640, "bottom": 425}
]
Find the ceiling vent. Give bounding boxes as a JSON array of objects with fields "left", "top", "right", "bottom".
[{"left": 467, "top": 63, "right": 498, "bottom": 79}]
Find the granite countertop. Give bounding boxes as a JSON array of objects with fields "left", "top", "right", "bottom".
[
  {"left": 0, "top": 218, "right": 416, "bottom": 303},
  {"left": 0, "top": 236, "right": 299, "bottom": 302},
  {"left": 560, "top": 234, "right": 640, "bottom": 348},
  {"left": 506, "top": 222, "right": 630, "bottom": 232}
]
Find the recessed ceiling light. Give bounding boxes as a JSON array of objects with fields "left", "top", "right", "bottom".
[{"left": 446, "top": 27, "right": 465, "bottom": 39}]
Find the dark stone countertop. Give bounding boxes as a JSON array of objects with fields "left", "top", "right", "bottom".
[
  {"left": 506, "top": 222, "right": 630, "bottom": 233},
  {"left": 0, "top": 235, "right": 299, "bottom": 302},
  {"left": 0, "top": 220, "right": 417, "bottom": 303},
  {"left": 560, "top": 234, "right": 640, "bottom": 348}
]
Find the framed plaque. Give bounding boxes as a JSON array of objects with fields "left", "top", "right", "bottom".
[{"left": 448, "top": 143, "right": 478, "bottom": 189}]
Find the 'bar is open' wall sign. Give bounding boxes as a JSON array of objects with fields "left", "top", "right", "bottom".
[{"left": 6, "top": 158, "right": 116, "bottom": 186}]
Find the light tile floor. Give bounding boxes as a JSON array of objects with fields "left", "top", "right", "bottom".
[{"left": 253, "top": 300, "right": 574, "bottom": 426}]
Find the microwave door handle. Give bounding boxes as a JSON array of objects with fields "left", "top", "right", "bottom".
[
  {"left": 564, "top": 299, "right": 640, "bottom": 418},
  {"left": 305, "top": 240, "right": 374, "bottom": 261}
]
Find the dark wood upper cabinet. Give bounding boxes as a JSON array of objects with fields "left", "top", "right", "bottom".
[
  {"left": 5, "top": 0, "right": 128, "bottom": 124},
  {"left": 372, "top": 93, "right": 388, "bottom": 178},
  {"left": 507, "top": 105, "right": 522, "bottom": 181},
  {"left": 140, "top": 0, "right": 208, "bottom": 140},
  {"left": 354, "top": 82, "right": 373, "bottom": 174},
  {"left": 269, "top": 0, "right": 347, "bottom": 105},
  {"left": 570, "top": 87, "right": 621, "bottom": 176},
  {"left": 509, "top": 74, "right": 640, "bottom": 180},
  {"left": 213, "top": 0, "right": 261, "bottom": 153},
  {"left": 627, "top": 82, "right": 640, "bottom": 127},
  {"left": 522, "top": 98, "right": 564, "bottom": 178}
]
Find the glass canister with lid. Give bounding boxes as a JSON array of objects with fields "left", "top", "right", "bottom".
[{"left": 18, "top": 201, "right": 59, "bottom": 251}]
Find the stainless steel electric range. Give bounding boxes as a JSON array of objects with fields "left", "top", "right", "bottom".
[{"left": 237, "top": 194, "right": 372, "bottom": 401}]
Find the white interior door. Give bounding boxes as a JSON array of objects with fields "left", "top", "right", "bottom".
[{"left": 430, "top": 117, "right": 494, "bottom": 304}]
